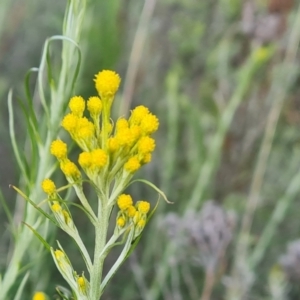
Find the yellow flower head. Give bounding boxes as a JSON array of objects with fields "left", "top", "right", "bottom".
[
  {"left": 54, "top": 249, "right": 65, "bottom": 260},
  {"left": 130, "top": 125, "right": 141, "bottom": 142},
  {"left": 117, "top": 216, "right": 126, "bottom": 228},
  {"left": 127, "top": 205, "right": 137, "bottom": 218},
  {"left": 61, "top": 113, "right": 78, "bottom": 133},
  {"left": 138, "top": 136, "right": 155, "bottom": 155},
  {"left": 32, "top": 292, "right": 47, "bottom": 300},
  {"left": 108, "top": 137, "right": 119, "bottom": 153},
  {"left": 77, "top": 276, "right": 87, "bottom": 293},
  {"left": 117, "top": 194, "right": 133, "bottom": 211},
  {"left": 69, "top": 96, "right": 85, "bottom": 117},
  {"left": 141, "top": 153, "right": 152, "bottom": 164},
  {"left": 116, "top": 128, "right": 135, "bottom": 147},
  {"left": 137, "top": 219, "right": 146, "bottom": 229},
  {"left": 124, "top": 156, "right": 141, "bottom": 173},
  {"left": 140, "top": 113, "right": 159, "bottom": 134},
  {"left": 76, "top": 117, "right": 94, "bottom": 140},
  {"left": 91, "top": 149, "right": 108, "bottom": 168},
  {"left": 87, "top": 96, "right": 102, "bottom": 117},
  {"left": 137, "top": 201, "right": 150, "bottom": 214},
  {"left": 130, "top": 106, "right": 149, "bottom": 125},
  {"left": 51, "top": 203, "right": 62, "bottom": 212},
  {"left": 116, "top": 118, "right": 129, "bottom": 131},
  {"left": 41, "top": 179, "right": 56, "bottom": 195},
  {"left": 50, "top": 139, "right": 67, "bottom": 160},
  {"left": 94, "top": 70, "right": 121, "bottom": 98},
  {"left": 60, "top": 159, "right": 81, "bottom": 179},
  {"left": 78, "top": 151, "right": 93, "bottom": 169}
]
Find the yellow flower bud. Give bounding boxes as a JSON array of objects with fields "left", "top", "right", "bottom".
[
  {"left": 50, "top": 140, "right": 67, "bottom": 160},
  {"left": 94, "top": 70, "right": 121, "bottom": 98},
  {"left": 32, "top": 292, "right": 47, "bottom": 300},
  {"left": 117, "top": 194, "right": 133, "bottom": 211},
  {"left": 69, "top": 96, "right": 85, "bottom": 117},
  {"left": 41, "top": 179, "right": 56, "bottom": 195},
  {"left": 137, "top": 201, "right": 150, "bottom": 214}
]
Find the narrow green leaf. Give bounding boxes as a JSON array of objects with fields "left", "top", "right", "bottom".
[
  {"left": 8, "top": 90, "right": 30, "bottom": 186},
  {"left": 23, "top": 222, "right": 51, "bottom": 251},
  {"left": 128, "top": 179, "right": 172, "bottom": 203},
  {"left": 24, "top": 67, "right": 39, "bottom": 130},
  {"left": 13, "top": 272, "right": 30, "bottom": 300},
  {"left": 11, "top": 185, "right": 58, "bottom": 225},
  {"left": 0, "top": 188, "right": 13, "bottom": 226}
]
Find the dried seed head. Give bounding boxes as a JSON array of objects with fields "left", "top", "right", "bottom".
[
  {"left": 186, "top": 201, "right": 235, "bottom": 270},
  {"left": 159, "top": 201, "right": 235, "bottom": 270}
]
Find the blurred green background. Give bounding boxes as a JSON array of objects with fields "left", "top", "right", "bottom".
[{"left": 2, "top": 0, "right": 300, "bottom": 299}]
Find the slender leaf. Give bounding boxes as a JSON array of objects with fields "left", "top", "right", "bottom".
[
  {"left": 128, "top": 179, "right": 172, "bottom": 203},
  {"left": 0, "top": 188, "right": 13, "bottom": 226},
  {"left": 11, "top": 185, "right": 57, "bottom": 225},
  {"left": 8, "top": 90, "right": 30, "bottom": 186},
  {"left": 13, "top": 272, "right": 30, "bottom": 300},
  {"left": 23, "top": 222, "right": 51, "bottom": 251}
]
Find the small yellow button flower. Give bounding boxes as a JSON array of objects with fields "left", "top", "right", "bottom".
[
  {"left": 117, "top": 194, "right": 133, "bottom": 211},
  {"left": 76, "top": 117, "right": 94, "bottom": 139},
  {"left": 94, "top": 70, "right": 121, "bottom": 98},
  {"left": 140, "top": 113, "right": 159, "bottom": 134},
  {"left": 61, "top": 113, "right": 78, "bottom": 133},
  {"left": 32, "top": 292, "right": 47, "bottom": 300},
  {"left": 130, "top": 106, "right": 149, "bottom": 125},
  {"left": 69, "top": 96, "right": 85, "bottom": 117},
  {"left": 91, "top": 149, "right": 108, "bottom": 168},
  {"left": 117, "top": 216, "right": 126, "bottom": 228},
  {"left": 78, "top": 151, "right": 92, "bottom": 169},
  {"left": 137, "top": 219, "right": 146, "bottom": 229},
  {"left": 127, "top": 205, "right": 137, "bottom": 218},
  {"left": 60, "top": 160, "right": 81, "bottom": 179},
  {"left": 124, "top": 156, "right": 141, "bottom": 173},
  {"left": 50, "top": 140, "right": 67, "bottom": 160},
  {"left": 116, "top": 118, "right": 129, "bottom": 131},
  {"left": 130, "top": 125, "right": 141, "bottom": 142},
  {"left": 108, "top": 137, "right": 119, "bottom": 153},
  {"left": 41, "top": 179, "right": 56, "bottom": 195},
  {"left": 77, "top": 276, "right": 87, "bottom": 293},
  {"left": 137, "top": 201, "right": 150, "bottom": 214},
  {"left": 116, "top": 128, "right": 135, "bottom": 147},
  {"left": 141, "top": 153, "right": 152, "bottom": 164},
  {"left": 87, "top": 96, "right": 102, "bottom": 116},
  {"left": 51, "top": 203, "right": 62, "bottom": 212},
  {"left": 138, "top": 136, "right": 155, "bottom": 154},
  {"left": 54, "top": 249, "right": 65, "bottom": 260}
]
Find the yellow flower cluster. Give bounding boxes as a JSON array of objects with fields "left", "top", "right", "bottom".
[
  {"left": 43, "top": 70, "right": 159, "bottom": 190},
  {"left": 116, "top": 193, "right": 150, "bottom": 237}
]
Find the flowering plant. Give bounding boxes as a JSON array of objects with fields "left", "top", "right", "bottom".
[{"left": 15, "top": 70, "right": 165, "bottom": 299}]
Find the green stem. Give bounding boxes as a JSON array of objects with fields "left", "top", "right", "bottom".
[{"left": 90, "top": 200, "right": 110, "bottom": 299}]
